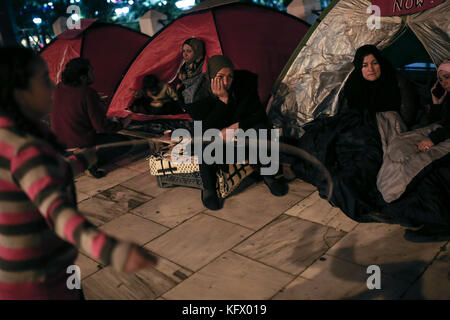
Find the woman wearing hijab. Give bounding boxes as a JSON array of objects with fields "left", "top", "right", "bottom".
[
  {"left": 344, "top": 44, "right": 402, "bottom": 114},
  {"left": 176, "top": 38, "right": 207, "bottom": 104},
  {"left": 417, "top": 59, "right": 450, "bottom": 152},
  {"left": 399, "top": 59, "right": 450, "bottom": 241},
  {"left": 293, "top": 45, "right": 410, "bottom": 222},
  {"left": 188, "top": 55, "right": 288, "bottom": 210},
  {"left": 189, "top": 55, "right": 268, "bottom": 131},
  {"left": 178, "top": 38, "right": 206, "bottom": 82}
]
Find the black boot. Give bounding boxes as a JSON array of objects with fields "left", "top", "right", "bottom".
[
  {"left": 86, "top": 165, "right": 107, "bottom": 179},
  {"left": 263, "top": 175, "right": 288, "bottom": 196},
  {"left": 199, "top": 164, "right": 223, "bottom": 210},
  {"left": 201, "top": 188, "right": 223, "bottom": 211}
]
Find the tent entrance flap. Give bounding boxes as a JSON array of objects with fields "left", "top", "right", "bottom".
[{"left": 382, "top": 27, "right": 433, "bottom": 67}]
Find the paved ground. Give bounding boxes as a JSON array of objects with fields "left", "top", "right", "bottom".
[{"left": 73, "top": 149, "right": 450, "bottom": 300}]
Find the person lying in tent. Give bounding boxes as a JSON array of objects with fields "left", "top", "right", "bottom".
[
  {"left": 174, "top": 38, "right": 207, "bottom": 104},
  {"left": 130, "top": 74, "right": 182, "bottom": 115},
  {"left": 187, "top": 55, "right": 288, "bottom": 211}
]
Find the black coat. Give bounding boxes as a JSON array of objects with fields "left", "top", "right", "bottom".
[
  {"left": 428, "top": 94, "right": 450, "bottom": 144},
  {"left": 187, "top": 70, "right": 269, "bottom": 131},
  {"left": 343, "top": 68, "right": 401, "bottom": 115}
]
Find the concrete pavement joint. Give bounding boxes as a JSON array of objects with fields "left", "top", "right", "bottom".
[
  {"left": 230, "top": 249, "right": 298, "bottom": 278},
  {"left": 399, "top": 241, "right": 449, "bottom": 299}
]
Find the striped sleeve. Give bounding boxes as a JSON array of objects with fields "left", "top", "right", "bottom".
[
  {"left": 65, "top": 148, "right": 97, "bottom": 176},
  {"left": 10, "top": 143, "right": 131, "bottom": 272}
]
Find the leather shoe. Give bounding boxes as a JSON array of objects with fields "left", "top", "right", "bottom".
[
  {"left": 263, "top": 176, "right": 288, "bottom": 196},
  {"left": 201, "top": 190, "right": 223, "bottom": 211},
  {"left": 86, "top": 167, "right": 107, "bottom": 179}
]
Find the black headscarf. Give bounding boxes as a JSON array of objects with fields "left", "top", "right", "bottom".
[
  {"left": 194, "top": 55, "right": 235, "bottom": 100},
  {"left": 344, "top": 45, "right": 401, "bottom": 114},
  {"left": 206, "top": 55, "right": 234, "bottom": 81}
]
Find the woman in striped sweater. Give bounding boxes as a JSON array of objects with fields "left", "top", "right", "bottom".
[{"left": 0, "top": 47, "right": 157, "bottom": 300}]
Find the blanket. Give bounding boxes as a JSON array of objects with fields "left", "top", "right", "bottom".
[
  {"left": 376, "top": 112, "right": 450, "bottom": 203},
  {"left": 292, "top": 109, "right": 450, "bottom": 228}
]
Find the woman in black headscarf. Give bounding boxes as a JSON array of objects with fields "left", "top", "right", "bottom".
[
  {"left": 189, "top": 55, "right": 268, "bottom": 131},
  {"left": 344, "top": 44, "right": 401, "bottom": 114},
  {"left": 188, "top": 55, "right": 288, "bottom": 210},
  {"left": 293, "top": 45, "right": 406, "bottom": 222}
]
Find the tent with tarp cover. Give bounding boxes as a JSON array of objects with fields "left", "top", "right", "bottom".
[
  {"left": 267, "top": 0, "right": 449, "bottom": 140},
  {"left": 270, "top": 0, "right": 450, "bottom": 231}
]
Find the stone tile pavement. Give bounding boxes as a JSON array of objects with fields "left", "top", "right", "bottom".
[{"left": 74, "top": 151, "right": 450, "bottom": 300}]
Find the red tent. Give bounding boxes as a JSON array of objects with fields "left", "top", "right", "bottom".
[
  {"left": 40, "top": 20, "right": 150, "bottom": 106},
  {"left": 108, "top": 3, "right": 310, "bottom": 120}
]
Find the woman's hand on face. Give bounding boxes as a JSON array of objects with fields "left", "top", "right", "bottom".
[
  {"left": 431, "top": 80, "right": 447, "bottom": 105},
  {"left": 211, "top": 77, "right": 229, "bottom": 104},
  {"left": 123, "top": 245, "right": 158, "bottom": 273},
  {"left": 220, "top": 122, "right": 239, "bottom": 141},
  {"left": 417, "top": 138, "right": 435, "bottom": 152}
]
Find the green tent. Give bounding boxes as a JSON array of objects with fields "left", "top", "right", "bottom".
[{"left": 268, "top": 0, "right": 449, "bottom": 139}]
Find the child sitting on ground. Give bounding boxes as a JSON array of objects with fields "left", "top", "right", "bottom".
[{"left": 130, "top": 74, "right": 182, "bottom": 115}]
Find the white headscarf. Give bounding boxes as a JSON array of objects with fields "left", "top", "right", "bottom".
[{"left": 437, "top": 59, "right": 450, "bottom": 74}]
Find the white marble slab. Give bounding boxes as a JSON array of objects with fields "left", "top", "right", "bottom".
[
  {"left": 163, "top": 251, "right": 293, "bottom": 300},
  {"left": 145, "top": 214, "right": 252, "bottom": 271},
  {"left": 234, "top": 215, "right": 345, "bottom": 275}
]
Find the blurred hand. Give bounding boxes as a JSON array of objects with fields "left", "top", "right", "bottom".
[
  {"left": 417, "top": 138, "right": 434, "bottom": 152},
  {"left": 431, "top": 80, "right": 447, "bottom": 105},
  {"left": 221, "top": 122, "right": 239, "bottom": 141},
  {"left": 123, "top": 245, "right": 158, "bottom": 273},
  {"left": 211, "top": 78, "right": 229, "bottom": 104}
]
